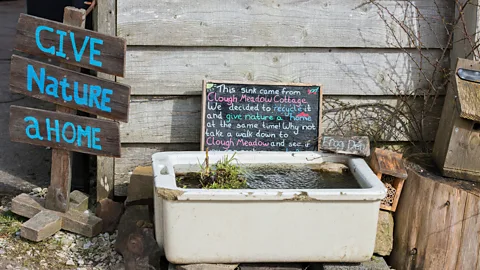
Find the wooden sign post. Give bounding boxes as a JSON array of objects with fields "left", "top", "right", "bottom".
[
  {"left": 8, "top": 7, "right": 130, "bottom": 241},
  {"left": 201, "top": 80, "right": 323, "bottom": 152}
]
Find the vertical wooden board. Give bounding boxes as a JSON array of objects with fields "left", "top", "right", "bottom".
[
  {"left": 9, "top": 55, "right": 131, "bottom": 122},
  {"left": 457, "top": 193, "right": 480, "bottom": 269},
  {"left": 9, "top": 105, "right": 121, "bottom": 157},
  {"left": 94, "top": 0, "right": 117, "bottom": 200},
  {"left": 433, "top": 86, "right": 458, "bottom": 169},
  {"left": 14, "top": 13, "right": 126, "bottom": 76},
  {"left": 117, "top": 0, "right": 454, "bottom": 48}
]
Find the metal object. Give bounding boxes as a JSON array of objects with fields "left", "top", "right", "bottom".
[{"left": 457, "top": 68, "right": 480, "bottom": 83}]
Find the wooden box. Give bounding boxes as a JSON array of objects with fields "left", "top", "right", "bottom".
[
  {"left": 433, "top": 58, "right": 480, "bottom": 182},
  {"left": 369, "top": 148, "right": 408, "bottom": 212}
]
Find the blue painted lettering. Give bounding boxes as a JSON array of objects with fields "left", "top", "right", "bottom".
[
  {"left": 100, "top": 89, "right": 112, "bottom": 112},
  {"left": 45, "top": 76, "right": 59, "bottom": 98},
  {"left": 24, "top": 116, "right": 43, "bottom": 140},
  {"left": 62, "top": 122, "right": 76, "bottom": 144},
  {"left": 73, "top": 82, "right": 88, "bottom": 106},
  {"left": 35, "top": 26, "right": 54, "bottom": 55},
  {"left": 59, "top": 78, "right": 72, "bottom": 101},
  {"left": 88, "top": 85, "right": 102, "bottom": 109},
  {"left": 27, "top": 65, "right": 45, "bottom": 94},
  {"left": 92, "top": 127, "right": 101, "bottom": 150},
  {"left": 89, "top": 37, "right": 103, "bottom": 67},
  {"left": 55, "top": 29, "right": 67, "bottom": 58},
  {"left": 70, "top": 32, "right": 89, "bottom": 62},
  {"left": 77, "top": 125, "right": 92, "bottom": 148},
  {"left": 45, "top": 118, "right": 60, "bottom": 142}
]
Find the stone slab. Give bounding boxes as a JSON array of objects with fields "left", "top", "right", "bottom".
[
  {"left": 20, "top": 210, "right": 62, "bottom": 242},
  {"left": 125, "top": 166, "right": 154, "bottom": 204},
  {"left": 311, "top": 256, "right": 389, "bottom": 270},
  {"left": 11, "top": 193, "right": 102, "bottom": 238},
  {"left": 239, "top": 263, "right": 303, "bottom": 269},
  {"left": 177, "top": 264, "right": 239, "bottom": 270},
  {"left": 374, "top": 210, "right": 394, "bottom": 256},
  {"left": 69, "top": 190, "right": 89, "bottom": 212}
]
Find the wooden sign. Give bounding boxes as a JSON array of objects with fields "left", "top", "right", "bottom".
[
  {"left": 9, "top": 105, "right": 121, "bottom": 157},
  {"left": 201, "top": 80, "right": 323, "bottom": 152},
  {"left": 14, "top": 13, "right": 126, "bottom": 77},
  {"left": 320, "top": 136, "right": 370, "bottom": 157},
  {"left": 10, "top": 55, "right": 131, "bottom": 122}
]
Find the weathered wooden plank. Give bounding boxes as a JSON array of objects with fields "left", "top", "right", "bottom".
[
  {"left": 120, "top": 96, "right": 444, "bottom": 143},
  {"left": 45, "top": 6, "right": 85, "bottom": 214},
  {"left": 9, "top": 105, "right": 121, "bottom": 157},
  {"left": 14, "top": 13, "right": 126, "bottom": 76},
  {"left": 454, "top": 61, "right": 480, "bottom": 122},
  {"left": 94, "top": 0, "right": 117, "bottom": 201},
  {"left": 120, "top": 48, "right": 448, "bottom": 96},
  {"left": 114, "top": 144, "right": 198, "bottom": 196},
  {"left": 458, "top": 193, "right": 480, "bottom": 269},
  {"left": 117, "top": 0, "right": 453, "bottom": 48},
  {"left": 10, "top": 55, "right": 131, "bottom": 122}
]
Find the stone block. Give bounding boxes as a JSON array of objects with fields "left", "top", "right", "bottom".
[
  {"left": 239, "top": 263, "right": 303, "bottom": 269},
  {"left": 177, "top": 264, "right": 239, "bottom": 270},
  {"left": 69, "top": 190, "right": 89, "bottom": 212},
  {"left": 116, "top": 205, "right": 160, "bottom": 270},
  {"left": 314, "top": 256, "right": 389, "bottom": 270},
  {"left": 95, "top": 198, "right": 124, "bottom": 233},
  {"left": 20, "top": 210, "right": 61, "bottom": 242},
  {"left": 374, "top": 210, "right": 394, "bottom": 256},
  {"left": 125, "top": 166, "right": 154, "bottom": 205}
]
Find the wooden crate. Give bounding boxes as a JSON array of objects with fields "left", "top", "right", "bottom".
[
  {"left": 369, "top": 148, "right": 408, "bottom": 212},
  {"left": 433, "top": 58, "right": 480, "bottom": 182}
]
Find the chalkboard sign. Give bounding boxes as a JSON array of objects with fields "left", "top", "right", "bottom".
[{"left": 201, "top": 80, "right": 323, "bottom": 152}]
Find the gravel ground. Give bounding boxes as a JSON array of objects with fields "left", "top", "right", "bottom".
[{"left": 0, "top": 193, "right": 124, "bottom": 270}]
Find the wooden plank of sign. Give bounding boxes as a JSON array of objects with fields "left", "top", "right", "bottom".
[
  {"left": 14, "top": 13, "right": 126, "bottom": 77},
  {"left": 10, "top": 55, "right": 131, "bottom": 122},
  {"left": 9, "top": 105, "right": 121, "bottom": 157},
  {"left": 320, "top": 136, "right": 370, "bottom": 157}
]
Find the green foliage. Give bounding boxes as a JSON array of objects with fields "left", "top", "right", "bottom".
[
  {"left": 177, "top": 152, "right": 247, "bottom": 189},
  {"left": 0, "top": 210, "right": 25, "bottom": 236}
]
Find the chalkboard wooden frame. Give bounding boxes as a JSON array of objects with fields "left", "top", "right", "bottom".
[{"left": 201, "top": 80, "right": 323, "bottom": 152}]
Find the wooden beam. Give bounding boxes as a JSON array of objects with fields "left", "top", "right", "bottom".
[
  {"left": 45, "top": 7, "right": 86, "bottom": 213},
  {"left": 94, "top": 0, "right": 117, "bottom": 201}
]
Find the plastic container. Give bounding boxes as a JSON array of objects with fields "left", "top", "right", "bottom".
[{"left": 152, "top": 151, "right": 386, "bottom": 264}]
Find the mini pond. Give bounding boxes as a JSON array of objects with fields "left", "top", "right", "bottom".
[
  {"left": 175, "top": 163, "right": 360, "bottom": 189},
  {"left": 153, "top": 151, "right": 386, "bottom": 264}
]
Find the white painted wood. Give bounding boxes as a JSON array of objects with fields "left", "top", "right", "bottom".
[
  {"left": 117, "top": 0, "right": 453, "bottom": 48},
  {"left": 120, "top": 48, "right": 448, "bottom": 96},
  {"left": 120, "top": 96, "right": 444, "bottom": 144},
  {"left": 114, "top": 144, "right": 198, "bottom": 196}
]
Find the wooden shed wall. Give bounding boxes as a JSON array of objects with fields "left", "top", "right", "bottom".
[{"left": 98, "top": 0, "right": 454, "bottom": 196}]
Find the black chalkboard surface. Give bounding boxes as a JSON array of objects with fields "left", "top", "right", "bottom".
[{"left": 201, "top": 80, "right": 323, "bottom": 152}]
